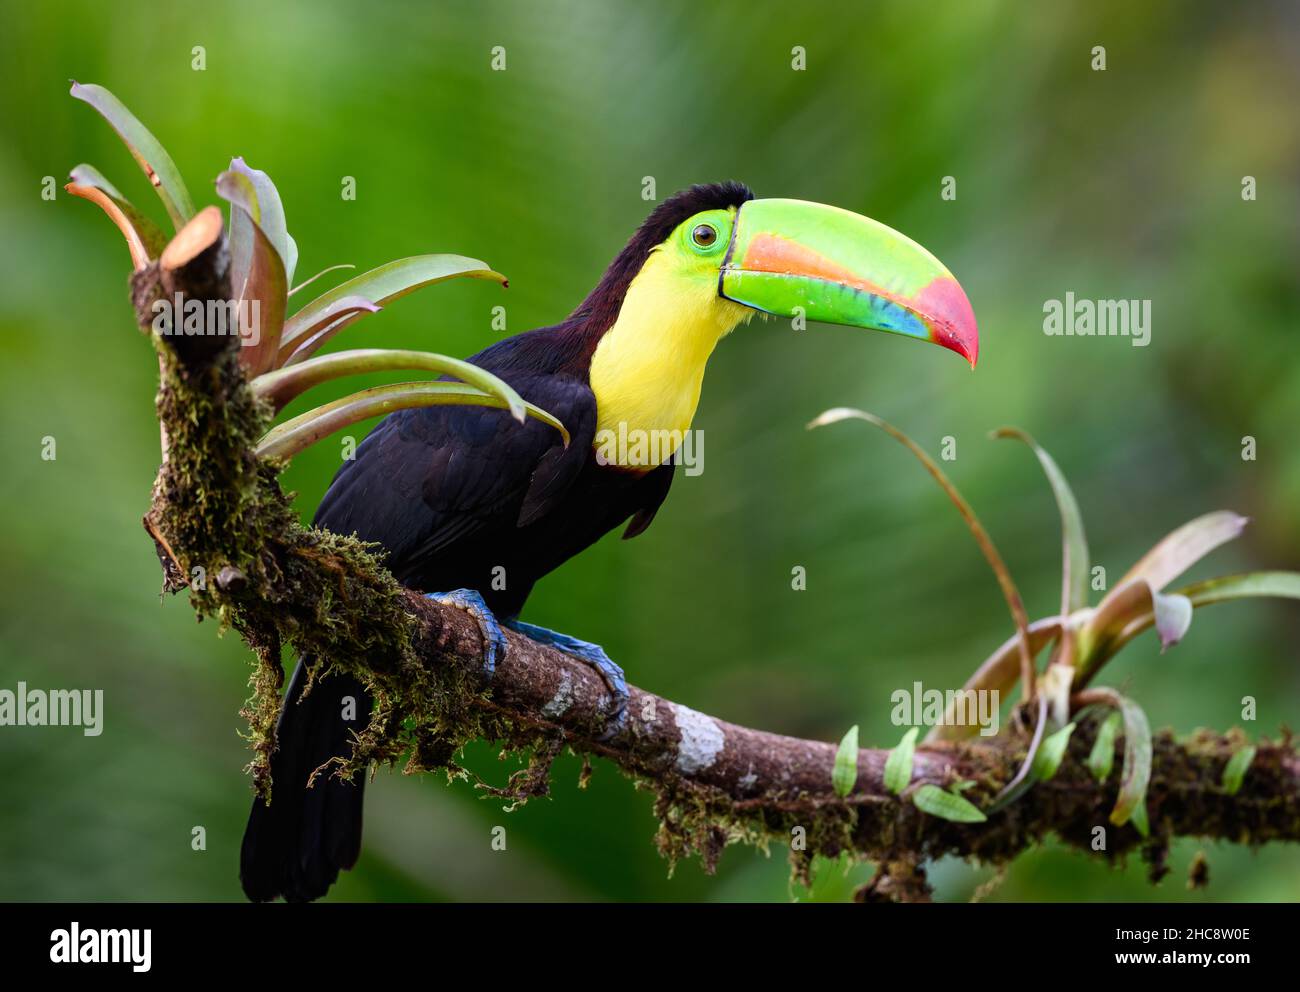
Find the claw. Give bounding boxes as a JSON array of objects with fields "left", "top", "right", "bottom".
[
  {"left": 505, "top": 619, "right": 628, "bottom": 739},
  {"left": 426, "top": 589, "right": 507, "bottom": 677}
]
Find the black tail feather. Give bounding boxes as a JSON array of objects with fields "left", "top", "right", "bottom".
[{"left": 240, "top": 657, "right": 371, "bottom": 902}]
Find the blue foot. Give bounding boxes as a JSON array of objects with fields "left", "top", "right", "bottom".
[
  {"left": 505, "top": 619, "right": 628, "bottom": 738},
  {"left": 426, "top": 589, "right": 507, "bottom": 678}
]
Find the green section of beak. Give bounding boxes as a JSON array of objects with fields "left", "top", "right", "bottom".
[{"left": 720, "top": 198, "right": 978, "bottom": 366}]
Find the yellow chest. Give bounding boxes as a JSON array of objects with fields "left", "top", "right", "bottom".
[{"left": 588, "top": 250, "right": 747, "bottom": 462}]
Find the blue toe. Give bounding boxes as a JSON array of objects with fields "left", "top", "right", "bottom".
[
  {"left": 505, "top": 619, "right": 628, "bottom": 737},
  {"left": 426, "top": 589, "right": 507, "bottom": 677}
]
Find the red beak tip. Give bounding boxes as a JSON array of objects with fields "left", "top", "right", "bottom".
[
  {"left": 916, "top": 277, "right": 978, "bottom": 371},
  {"left": 930, "top": 323, "right": 978, "bottom": 368}
]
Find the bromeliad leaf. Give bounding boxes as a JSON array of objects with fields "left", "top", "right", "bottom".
[
  {"left": 289, "top": 263, "right": 357, "bottom": 297},
  {"left": 278, "top": 296, "right": 383, "bottom": 367},
  {"left": 1032, "top": 722, "right": 1076, "bottom": 781},
  {"left": 912, "top": 784, "right": 987, "bottom": 823},
  {"left": 251, "top": 348, "right": 529, "bottom": 419},
  {"left": 1129, "top": 800, "right": 1150, "bottom": 838},
  {"left": 1103, "top": 690, "right": 1152, "bottom": 828},
  {"left": 69, "top": 82, "right": 195, "bottom": 230},
  {"left": 994, "top": 428, "right": 1090, "bottom": 616},
  {"left": 832, "top": 725, "right": 859, "bottom": 798},
  {"left": 224, "top": 158, "right": 297, "bottom": 285},
  {"left": 987, "top": 695, "right": 1049, "bottom": 813},
  {"left": 1084, "top": 572, "right": 1300, "bottom": 671},
  {"left": 216, "top": 166, "right": 288, "bottom": 376},
  {"left": 1076, "top": 574, "right": 1300, "bottom": 681},
  {"left": 884, "top": 727, "right": 918, "bottom": 795},
  {"left": 256, "top": 382, "right": 569, "bottom": 463},
  {"left": 1040, "top": 661, "right": 1075, "bottom": 727},
  {"left": 65, "top": 164, "right": 167, "bottom": 269},
  {"left": 1087, "top": 710, "right": 1122, "bottom": 782},
  {"left": 281, "top": 255, "right": 507, "bottom": 353},
  {"left": 1110, "top": 511, "right": 1248, "bottom": 599},
  {"left": 926, "top": 618, "right": 1062, "bottom": 742},
  {"left": 1221, "top": 744, "right": 1256, "bottom": 796},
  {"left": 1179, "top": 571, "right": 1300, "bottom": 608},
  {"left": 1076, "top": 512, "right": 1248, "bottom": 676},
  {"left": 1079, "top": 511, "right": 1248, "bottom": 676}
]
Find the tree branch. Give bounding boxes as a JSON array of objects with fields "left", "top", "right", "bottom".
[{"left": 131, "top": 211, "right": 1300, "bottom": 898}]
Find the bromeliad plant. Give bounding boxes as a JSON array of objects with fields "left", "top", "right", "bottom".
[
  {"left": 811, "top": 409, "right": 1300, "bottom": 835},
  {"left": 64, "top": 82, "right": 567, "bottom": 462}
]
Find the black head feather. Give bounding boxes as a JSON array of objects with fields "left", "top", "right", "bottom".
[{"left": 569, "top": 181, "right": 754, "bottom": 330}]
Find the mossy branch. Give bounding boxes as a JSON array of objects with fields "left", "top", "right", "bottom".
[{"left": 133, "top": 212, "right": 1300, "bottom": 899}]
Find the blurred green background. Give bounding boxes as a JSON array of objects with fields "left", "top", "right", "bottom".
[{"left": 1, "top": 0, "right": 1297, "bottom": 902}]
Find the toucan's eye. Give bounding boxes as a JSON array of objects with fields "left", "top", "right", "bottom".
[{"left": 691, "top": 223, "right": 718, "bottom": 249}]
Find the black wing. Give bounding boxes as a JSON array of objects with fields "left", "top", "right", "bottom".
[
  {"left": 313, "top": 371, "right": 596, "bottom": 583},
  {"left": 622, "top": 461, "right": 674, "bottom": 539}
]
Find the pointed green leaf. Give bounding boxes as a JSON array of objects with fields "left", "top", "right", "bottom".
[
  {"left": 912, "top": 784, "right": 987, "bottom": 823},
  {"left": 1106, "top": 692, "right": 1152, "bottom": 828},
  {"left": 1032, "top": 722, "right": 1076, "bottom": 781},
  {"left": 281, "top": 255, "right": 507, "bottom": 352},
  {"left": 994, "top": 428, "right": 1090, "bottom": 615},
  {"left": 832, "top": 725, "right": 859, "bottom": 798},
  {"left": 884, "top": 727, "right": 918, "bottom": 795},
  {"left": 1221, "top": 744, "right": 1256, "bottom": 796},
  {"left": 66, "top": 164, "right": 167, "bottom": 268},
  {"left": 1180, "top": 571, "right": 1300, "bottom": 607},
  {"left": 69, "top": 82, "right": 194, "bottom": 230},
  {"left": 256, "top": 382, "right": 568, "bottom": 464},
  {"left": 251, "top": 348, "right": 528, "bottom": 420},
  {"left": 1087, "top": 710, "right": 1122, "bottom": 783},
  {"left": 1130, "top": 800, "right": 1150, "bottom": 838}
]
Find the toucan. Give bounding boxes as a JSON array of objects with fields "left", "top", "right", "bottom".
[{"left": 239, "top": 182, "right": 978, "bottom": 902}]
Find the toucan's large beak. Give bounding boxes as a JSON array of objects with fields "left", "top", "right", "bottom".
[{"left": 719, "top": 198, "right": 979, "bottom": 367}]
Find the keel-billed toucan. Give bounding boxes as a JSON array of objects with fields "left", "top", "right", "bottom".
[{"left": 239, "top": 182, "right": 978, "bottom": 901}]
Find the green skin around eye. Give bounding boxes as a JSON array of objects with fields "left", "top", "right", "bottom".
[{"left": 681, "top": 208, "right": 733, "bottom": 259}]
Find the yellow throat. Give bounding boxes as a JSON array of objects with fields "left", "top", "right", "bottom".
[{"left": 588, "top": 245, "right": 749, "bottom": 466}]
